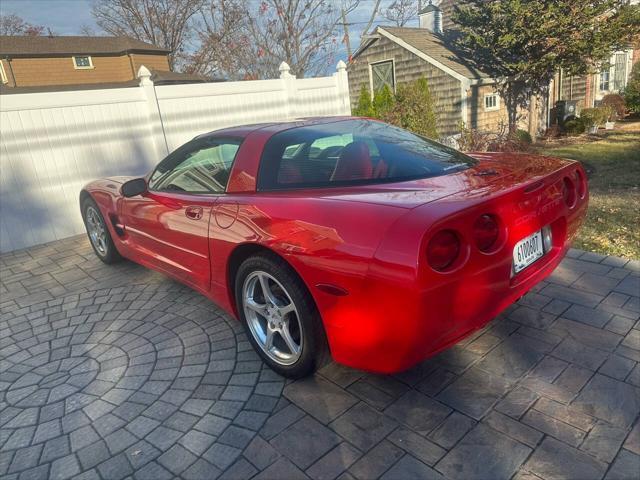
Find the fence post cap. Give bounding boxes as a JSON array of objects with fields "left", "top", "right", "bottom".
[
  {"left": 279, "top": 61, "right": 293, "bottom": 78},
  {"left": 138, "top": 65, "right": 153, "bottom": 86},
  {"left": 336, "top": 60, "right": 347, "bottom": 72}
]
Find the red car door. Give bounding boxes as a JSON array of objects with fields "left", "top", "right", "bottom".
[{"left": 120, "top": 136, "right": 242, "bottom": 293}]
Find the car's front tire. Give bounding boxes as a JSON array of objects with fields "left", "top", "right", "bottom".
[
  {"left": 82, "top": 197, "right": 122, "bottom": 264},
  {"left": 235, "top": 253, "right": 328, "bottom": 378}
]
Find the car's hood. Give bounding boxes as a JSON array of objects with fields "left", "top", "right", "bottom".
[{"left": 296, "top": 153, "right": 574, "bottom": 209}]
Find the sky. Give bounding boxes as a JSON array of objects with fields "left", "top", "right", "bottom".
[
  {"left": 1, "top": 0, "right": 96, "bottom": 35},
  {"left": 0, "top": 0, "right": 423, "bottom": 67}
]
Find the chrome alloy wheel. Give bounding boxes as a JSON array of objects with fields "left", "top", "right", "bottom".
[
  {"left": 242, "top": 271, "right": 303, "bottom": 365},
  {"left": 85, "top": 206, "right": 108, "bottom": 256}
]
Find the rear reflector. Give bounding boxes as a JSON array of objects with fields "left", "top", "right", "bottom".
[
  {"left": 427, "top": 230, "right": 461, "bottom": 271},
  {"left": 473, "top": 214, "right": 500, "bottom": 252},
  {"left": 542, "top": 225, "right": 553, "bottom": 251}
]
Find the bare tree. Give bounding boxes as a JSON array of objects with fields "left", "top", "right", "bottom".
[
  {"left": 382, "top": 0, "right": 418, "bottom": 26},
  {"left": 79, "top": 24, "right": 98, "bottom": 36},
  {"left": 92, "top": 0, "right": 206, "bottom": 70},
  {"left": 0, "top": 14, "right": 45, "bottom": 35},
  {"left": 360, "top": 0, "right": 381, "bottom": 39},
  {"left": 342, "top": 0, "right": 380, "bottom": 61},
  {"left": 190, "top": 0, "right": 359, "bottom": 80},
  {"left": 185, "top": 0, "right": 247, "bottom": 78}
]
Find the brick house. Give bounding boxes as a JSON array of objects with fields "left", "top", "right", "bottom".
[{"left": 0, "top": 35, "right": 204, "bottom": 91}]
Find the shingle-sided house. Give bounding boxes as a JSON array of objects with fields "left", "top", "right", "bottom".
[
  {"left": 348, "top": 0, "right": 637, "bottom": 138},
  {"left": 348, "top": 3, "right": 529, "bottom": 138}
]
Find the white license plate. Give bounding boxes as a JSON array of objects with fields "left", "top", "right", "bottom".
[{"left": 513, "top": 230, "right": 544, "bottom": 273}]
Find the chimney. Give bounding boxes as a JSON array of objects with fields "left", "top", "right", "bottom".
[{"left": 419, "top": 0, "right": 443, "bottom": 34}]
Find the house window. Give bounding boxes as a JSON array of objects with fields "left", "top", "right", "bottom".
[
  {"left": 613, "top": 52, "right": 627, "bottom": 91},
  {"left": 600, "top": 69, "right": 610, "bottom": 91},
  {"left": 370, "top": 60, "right": 395, "bottom": 93},
  {"left": 73, "top": 56, "right": 93, "bottom": 69},
  {"left": 0, "top": 61, "right": 7, "bottom": 84},
  {"left": 484, "top": 93, "right": 500, "bottom": 111}
]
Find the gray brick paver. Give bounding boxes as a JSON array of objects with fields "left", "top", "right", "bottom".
[
  {"left": 524, "top": 437, "right": 607, "bottom": 480},
  {"left": 1, "top": 239, "right": 638, "bottom": 480},
  {"left": 435, "top": 424, "right": 532, "bottom": 480}
]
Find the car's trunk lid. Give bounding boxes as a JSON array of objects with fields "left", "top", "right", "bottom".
[{"left": 293, "top": 153, "right": 574, "bottom": 209}]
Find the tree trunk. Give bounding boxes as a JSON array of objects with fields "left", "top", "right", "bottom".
[{"left": 506, "top": 96, "right": 518, "bottom": 134}]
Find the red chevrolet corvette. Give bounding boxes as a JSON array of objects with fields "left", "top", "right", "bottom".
[{"left": 80, "top": 117, "right": 587, "bottom": 377}]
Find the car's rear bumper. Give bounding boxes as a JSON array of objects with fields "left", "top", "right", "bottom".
[
  {"left": 325, "top": 243, "right": 569, "bottom": 374},
  {"left": 321, "top": 163, "right": 588, "bottom": 374}
]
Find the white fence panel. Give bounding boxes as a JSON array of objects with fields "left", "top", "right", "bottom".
[
  {"left": 295, "top": 77, "right": 347, "bottom": 118},
  {"left": 156, "top": 79, "right": 290, "bottom": 151},
  {"left": 0, "top": 62, "right": 350, "bottom": 252},
  {"left": 0, "top": 88, "right": 157, "bottom": 253}
]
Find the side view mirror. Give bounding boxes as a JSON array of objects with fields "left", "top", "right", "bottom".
[{"left": 121, "top": 178, "right": 147, "bottom": 197}]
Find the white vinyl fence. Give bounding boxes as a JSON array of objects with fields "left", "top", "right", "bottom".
[{"left": 0, "top": 61, "right": 350, "bottom": 253}]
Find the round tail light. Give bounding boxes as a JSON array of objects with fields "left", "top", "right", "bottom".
[
  {"left": 562, "top": 177, "right": 576, "bottom": 208},
  {"left": 473, "top": 214, "right": 500, "bottom": 252},
  {"left": 575, "top": 169, "right": 586, "bottom": 199},
  {"left": 427, "top": 230, "right": 461, "bottom": 271}
]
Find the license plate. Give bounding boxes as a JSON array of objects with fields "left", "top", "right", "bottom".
[{"left": 513, "top": 230, "right": 544, "bottom": 273}]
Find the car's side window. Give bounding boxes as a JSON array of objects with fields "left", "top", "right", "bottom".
[{"left": 149, "top": 138, "right": 241, "bottom": 194}]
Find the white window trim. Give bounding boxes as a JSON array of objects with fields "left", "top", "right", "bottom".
[
  {"left": 598, "top": 69, "right": 611, "bottom": 93},
  {"left": 0, "top": 61, "right": 7, "bottom": 84},
  {"left": 595, "top": 49, "right": 633, "bottom": 101},
  {"left": 368, "top": 58, "right": 396, "bottom": 98},
  {"left": 484, "top": 93, "right": 500, "bottom": 112},
  {"left": 73, "top": 56, "right": 94, "bottom": 70}
]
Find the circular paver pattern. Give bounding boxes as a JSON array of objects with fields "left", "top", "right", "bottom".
[
  {"left": 1, "top": 272, "right": 285, "bottom": 479},
  {"left": 3, "top": 239, "right": 639, "bottom": 480},
  {"left": 6, "top": 357, "right": 100, "bottom": 407}
]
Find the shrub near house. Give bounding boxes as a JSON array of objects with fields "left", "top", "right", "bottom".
[
  {"left": 624, "top": 62, "right": 640, "bottom": 114},
  {"left": 353, "top": 77, "right": 439, "bottom": 140}
]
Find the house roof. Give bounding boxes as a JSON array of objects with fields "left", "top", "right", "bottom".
[
  {"left": 419, "top": 1, "right": 441, "bottom": 14},
  {"left": 0, "top": 35, "right": 170, "bottom": 57},
  {"left": 364, "top": 26, "right": 492, "bottom": 81},
  {"left": 0, "top": 70, "right": 222, "bottom": 94},
  {"left": 150, "top": 69, "right": 215, "bottom": 84}
]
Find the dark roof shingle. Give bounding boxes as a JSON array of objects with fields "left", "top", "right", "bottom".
[
  {"left": 377, "top": 26, "right": 492, "bottom": 80},
  {"left": 0, "top": 35, "right": 169, "bottom": 57}
]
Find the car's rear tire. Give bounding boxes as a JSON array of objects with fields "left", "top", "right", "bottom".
[
  {"left": 235, "top": 253, "right": 329, "bottom": 378},
  {"left": 82, "top": 197, "right": 122, "bottom": 264}
]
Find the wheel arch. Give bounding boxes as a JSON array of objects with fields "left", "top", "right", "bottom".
[
  {"left": 226, "top": 243, "right": 318, "bottom": 317},
  {"left": 79, "top": 189, "right": 93, "bottom": 218}
]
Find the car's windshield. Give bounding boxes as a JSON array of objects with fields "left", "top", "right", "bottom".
[{"left": 257, "top": 119, "right": 476, "bottom": 190}]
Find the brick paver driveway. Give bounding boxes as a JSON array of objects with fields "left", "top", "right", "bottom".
[{"left": 1, "top": 236, "right": 639, "bottom": 480}]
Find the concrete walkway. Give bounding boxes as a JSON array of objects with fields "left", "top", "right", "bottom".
[{"left": 1, "top": 236, "right": 639, "bottom": 480}]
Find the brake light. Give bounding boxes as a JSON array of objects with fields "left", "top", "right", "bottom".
[
  {"left": 562, "top": 177, "right": 576, "bottom": 208},
  {"left": 427, "top": 230, "right": 460, "bottom": 271},
  {"left": 575, "top": 169, "right": 586, "bottom": 199},
  {"left": 473, "top": 214, "right": 500, "bottom": 252}
]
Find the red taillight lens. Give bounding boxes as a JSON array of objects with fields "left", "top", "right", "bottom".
[
  {"left": 473, "top": 214, "right": 500, "bottom": 252},
  {"left": 427, "top": 230, "right": 460, "bottom": 271},
  {"left": 575, "top": 169, "right": 586, "bottom": 199},
  {"left": 562, "top": 177, "right": 576, "bottom": 208}
]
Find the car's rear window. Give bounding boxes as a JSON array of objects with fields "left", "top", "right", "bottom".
[{"left": 257, "top": 119, "right": 477, "bottom": 191}]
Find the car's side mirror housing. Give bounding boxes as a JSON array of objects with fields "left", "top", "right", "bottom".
[{"left": 121, "top": 178, "right": 147, "bottom": 197}]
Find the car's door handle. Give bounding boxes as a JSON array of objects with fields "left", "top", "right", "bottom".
[{"left": 185, "top": 206, "right": 203, "bottom": 220}]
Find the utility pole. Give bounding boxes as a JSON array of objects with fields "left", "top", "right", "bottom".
[{"left": 341, "top": 8, "right": 352, "bottom": 60}]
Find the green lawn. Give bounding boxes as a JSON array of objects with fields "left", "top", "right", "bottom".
[{"left": 537, "top": 122, "right": 640, "bottom": 259}]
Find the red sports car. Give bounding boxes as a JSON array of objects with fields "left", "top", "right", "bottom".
[{"left": 80, "top": 117, "right": 588, "bottom": 377}]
